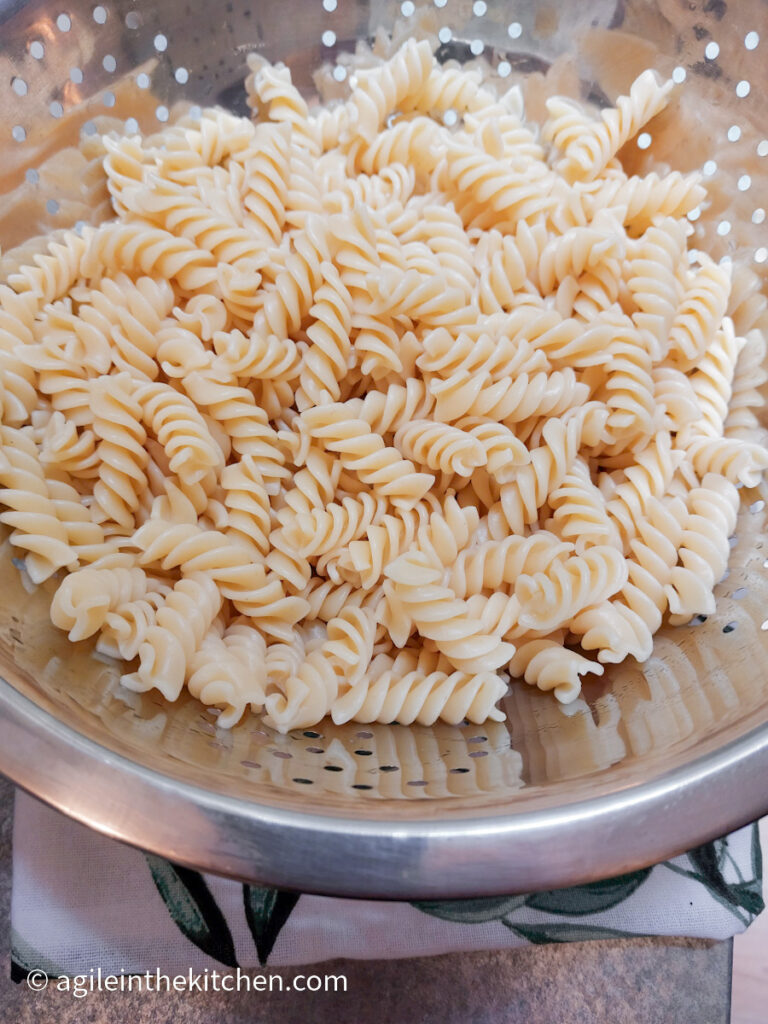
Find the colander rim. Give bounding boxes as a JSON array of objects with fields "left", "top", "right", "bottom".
[{"left": 1, "top": 675, "right": 766, "bottom": 897}]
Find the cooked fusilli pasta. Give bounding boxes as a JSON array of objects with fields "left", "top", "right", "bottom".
[{"left": 0, "top": 39, "right": 763, "bottom": 734}]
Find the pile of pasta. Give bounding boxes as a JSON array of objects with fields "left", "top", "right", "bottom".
[{"left": 1, "top": 38, "right": 767, "bottom": 734}]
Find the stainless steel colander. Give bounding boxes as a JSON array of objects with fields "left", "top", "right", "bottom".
[{"left": 0, "top": 0, "right": 767, "bottom": 899}]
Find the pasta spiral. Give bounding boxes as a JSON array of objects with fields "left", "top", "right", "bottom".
[
  {"left": 187, "top": 618, "right": 267, "bottom": 728},
  {"left": 509, "top": 640, "right": 603, "bottom": 704},
  {"left": 554, "top": 70, "right": 673, "bottom": 182},
  {"left": 122, "top": 573, "right": 223, "bottom": 701},
  {"left": 90, "top": 373, "right": 149, "bottom": 530},
  {"left": 449, "top": 533, "right": 573, "bottom": 600},
  {"left": 499, "top": 405, "right": 608, "bottom": 534},
  {"left": 664, "top": 475, "right": 739, "bottom": 623},
  {"left": 515, "top": 546, "right": 629, "bottom": 632},
  {"left": 0, "top": 425, "right": 77, "bottom": 582},
  {"left": 394, "top": 419, "right": 486, "bottom": 477},
  {"left": 51, "top": 561, "right": 159, "bottom": 641},
  {"left": 384, "top": 550, "right": 515, "bottom": 674},
  {"left": 302, "top": 403, "right": 434, "bottom": 509},
  {"left": 330, "top": 648, "right": 507, "bottom": 726}
]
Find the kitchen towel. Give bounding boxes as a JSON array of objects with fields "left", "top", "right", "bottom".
[{"left": 9, "top": 789, "right": 764, "bottom": 976}]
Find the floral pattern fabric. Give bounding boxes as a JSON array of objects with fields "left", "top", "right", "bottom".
[{"left": 10, "top": 790, "right": 763, "bottom": 977}]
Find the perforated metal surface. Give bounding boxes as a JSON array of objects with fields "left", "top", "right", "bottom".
[{"left": 0, "top": 0, "right": 767, "bottom": 896}]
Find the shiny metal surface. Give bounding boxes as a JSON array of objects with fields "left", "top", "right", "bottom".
[{"left": 0, "top": 0, "right": 767, "bottom": 896}]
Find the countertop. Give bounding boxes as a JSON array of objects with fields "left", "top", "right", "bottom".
[{"left": 0, "top": 776, "right": 731, "bottom": 1024}]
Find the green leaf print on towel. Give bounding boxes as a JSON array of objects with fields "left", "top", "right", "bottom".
[
  {"left": 146, "top": 855, "right": 238, "bottom": 968},
  {"left": 524, "top": 867, "right": 653, "bottom": 916},
  {"left": 243, "top": 886, "right": 301, "bottom": 965}
]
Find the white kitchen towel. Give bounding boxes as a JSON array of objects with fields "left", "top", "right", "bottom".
[{"left": 10, "top": 789, "right": 764, "bottom": 976}]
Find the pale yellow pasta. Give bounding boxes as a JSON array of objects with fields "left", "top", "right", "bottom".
[
  {"left": 508, "top": 640, "right": 604, "bottom": 703},
  {"left": 50, "top": 559, "right": 159, "bottom": 641},
  {"left": 121, "top": 573, "right": 223, "bottom": 701},
  {"left": 0, "top": 40, "right": 764, "bottom": 733},
  {"left": 552, "top": 70, "right": 673, "bottom": 182},
  {"left": 384, "top": 550, "right": 515, "bottom": 674},
  {"left": 187, "top": 617, "right": 267, "bottom": 728}
]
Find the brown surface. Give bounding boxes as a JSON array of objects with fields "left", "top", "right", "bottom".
[{"left": 0, "top": 775, "right": 732, "bottom": 1024}]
